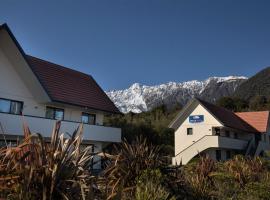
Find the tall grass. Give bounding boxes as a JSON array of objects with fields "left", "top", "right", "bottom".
[{"left": 0, "top": 121, "right": 97, "bottom": 200}]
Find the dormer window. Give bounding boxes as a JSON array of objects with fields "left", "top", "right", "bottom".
[
  {"left": 81, "top": 113, "right": 96, "bottom": 125},
  {"left": 0, "top": 98, "right": 23, "bottom": 115}
]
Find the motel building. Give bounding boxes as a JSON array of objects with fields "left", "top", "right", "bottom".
[
  {"left": 169, "top": 98, "right": 270, "bottom": 165},
  {"left": 0, "top": 23, "right": 121, "bottom": 169}
]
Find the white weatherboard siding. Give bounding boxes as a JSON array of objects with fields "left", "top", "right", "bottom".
[{"left": 174, "top": 104, "right": 222, "bottom": 155}]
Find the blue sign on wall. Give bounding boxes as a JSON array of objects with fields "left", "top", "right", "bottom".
[{"left": 189, "top": 115, "right": 204, "bottom": 123}]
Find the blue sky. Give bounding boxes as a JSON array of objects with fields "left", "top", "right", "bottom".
[{"left": 1, "top": 0, "right": 270, "bottom": 90}]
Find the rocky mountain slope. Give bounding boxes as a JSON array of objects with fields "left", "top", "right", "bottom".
[
  {"left": 106, "top": 76, "right": 247, "bottom": 113},
  {"left": 234, "top": 67, "right": 270, "bottom": 100}
]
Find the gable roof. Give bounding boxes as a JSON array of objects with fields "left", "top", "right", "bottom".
[
  {"left": 197, "top": 99, "right": 258, "bottom": 133},
  {"left": 27, "top": 55, "right": 120, "bottom": 114},
  {"left": 169, "top": 98, "right": 260, "bottom": 133},
  {"left": 235, "top": 111, "right": 270, "bottom": 133},
  {"left": 0, "top": 23, "right": 120, "bottom": 114}
]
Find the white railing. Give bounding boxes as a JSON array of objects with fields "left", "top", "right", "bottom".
[
  {"left": 0, "top": 112, "right": 121, "bottom": 143},
  {"left": 173, "top": 135, "right": 248, "bottom": 165}
]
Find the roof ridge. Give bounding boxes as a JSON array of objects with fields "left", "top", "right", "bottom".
[{"left": 235, "top": 111, "right": 269, "bottom": 114}]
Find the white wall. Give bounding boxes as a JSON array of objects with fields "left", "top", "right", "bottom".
[
  {"left": 174, "top": 104, "right": 223, "bottom": 156},
  {"left": 0, "top": 47, "right": 45, "bottom": 117},
  {"left": 0, "top": 46, "right": 105, "bottom": 125}
]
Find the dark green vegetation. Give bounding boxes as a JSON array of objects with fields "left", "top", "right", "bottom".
[
  {"left": 217, "top": 95, "right": 270, "bottom": 112},
  {"left": 234, "top": 67, "right": 270, "bottom": 100},
  {"left": 104, "top": 104, "right": 182, "bottom": 155},
  {"left": 216, "top": 67, "right": 270, "bottom": 112},
  {"left": 1, "top": 124, "right": 270, "bottom": 200}
]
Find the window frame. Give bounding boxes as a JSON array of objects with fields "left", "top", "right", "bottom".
[
  {"left": 81, "top": 112, "right": 96, "bottom": 125},
  {"left": 0, "top": 97, "right": 23, "bottom": 115},
  {"left": 45, "top": 106, "right": 65, "bottom": 120},
  {"left": 187, "top": 128, "right": 193, "bottom": 135}
]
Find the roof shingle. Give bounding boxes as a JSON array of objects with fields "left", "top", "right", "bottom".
[
  {"left": 26, "top": 55, "right": 120, "bottom": 114},
  {"left": 236, "top": 111, "right": 269, "bottom": 133},
  {"left": 197, "top": 98, "right": 259, "bottom": 133}
]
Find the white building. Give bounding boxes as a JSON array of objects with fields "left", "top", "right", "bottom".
[
  {"left": 0, "top": 23, "right": 121, "bottom": 169},
  {"left": 169, "top": 98, "right": 270, "bottom": 165}
]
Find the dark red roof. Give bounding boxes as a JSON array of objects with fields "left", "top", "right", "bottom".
[
  {"left": 197, "top": 98, "right": 259, "bottom": 133},
  {"left": 26, "top": 55, "right": 120, "bottom": 114}
]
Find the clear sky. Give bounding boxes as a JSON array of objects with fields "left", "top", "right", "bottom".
[{"left": 1, "top": 0, "right": 270, "bottom": 90}]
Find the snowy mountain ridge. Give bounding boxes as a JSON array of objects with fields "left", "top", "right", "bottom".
[{"left": 106, "top": 76, "right": 248, "bottom": 113}]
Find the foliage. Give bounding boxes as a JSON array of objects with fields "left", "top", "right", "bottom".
[
  {"left": 135, "top": 181, "right": 174, "bottom": 200},
  {"left": 0, "top": 121, "right": 97, "bottom": 200},
  {"left": 217, "top": 95, "right": 270, "bottom": 112},
  {"left": 104, "top": 105, "right": 181, "bottom": 156},
  {"left": 103, "top": 136, "right": 162, "bottom": 199},
  {"left": 225, "top": 155, "right": 265, "bottom": 187},
  {"left": 135, "top": 169, "right": 175, "bottom": 200},
  {"left": 216, "top": 96, "right": 249, "bottom": 111},
  {"left": 184, "top": 155, "right": 216, "bottom": 199}
]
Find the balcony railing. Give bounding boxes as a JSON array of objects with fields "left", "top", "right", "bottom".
[{"left": 0, "top": 112, "right": 121, "bottom": 143}]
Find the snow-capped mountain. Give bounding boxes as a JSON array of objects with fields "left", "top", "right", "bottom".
[{"left": 106, "top": 76, "right": 247, "bottom": 113}]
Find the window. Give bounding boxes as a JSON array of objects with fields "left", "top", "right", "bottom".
[
  {"left": 45, "top": 107, "right": 64, "bottom": 120},
  {"left": 233, "top": 132, "right": 238, "bottom": 139},
  {"left": 215, "top": 128, "right": 220, "bottom": 136},
  {"left": 0, "top": 98, "right": 23, "bottom": 115},
  {"left": 226, "top": 150, "right": 231, "bottom": 159},
  {"left": 216, "top": 150, "right": 221, "bottom": 161},
  {"left": 81, "top": 113, "right": 96, "bottom": 125},
  {"left": 225, "top": 130, "right": 230, "bottom": 137},
  {"left": 187, "top": 128, "right": 193, "bottom": 135}
]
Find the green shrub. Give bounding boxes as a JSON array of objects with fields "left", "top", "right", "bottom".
[{"left": 135, "top": 181, "right": 174, "bottom": 200}]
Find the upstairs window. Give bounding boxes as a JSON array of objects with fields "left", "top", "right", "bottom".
[
  {"left": 0, "top": 98, "right": 23, "bottom": 115},
  {"left": 215, "top": 128, "right": 220, "bottom": 136},
  {"left": 81, "top": 113, "right": 96, "bottom": 125},
  {"left": 45, "top": 107, "right": 64, "bottom": 120},
  {"left": 187, "top": 128, "right": 193, "bottom": 135}
]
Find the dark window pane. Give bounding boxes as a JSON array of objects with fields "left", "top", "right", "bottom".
[
  {"left": 216, "top": 150, "right": 221, "bottom": 161},
  {"left": 46, "top": 107, "right": 55, "bottom": 119},
  {"left": 82, "top": 114, "right": 89, "bottom": 124},
  {"left": 215, "top": 128, "right": 220, "bottom": 136},
  {"left": 82, "top": 113, "right": 96, "bottom": 125},
  {"left": 187, "top": 128, "right": 193, "bottom": 135},
  {"left": 226, "top": 151, "right": 231, "bottom": 159},
  {"left": 0, "top": 99, "right": 11, "bottom": 113},
  {"left": 225, "top": 130, "right": 230, "bottom": 137},
  {"left": 55, "top": 109, "right": 64, "bottom": 120},
  {"left": 89, "top": 114, "right": 96, "bottom": 125},
  {"left": 10, "top": 101, "right": 23, "bottom": 114}
]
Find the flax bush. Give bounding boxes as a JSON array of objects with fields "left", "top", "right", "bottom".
[{"left": 0, "top": 121, "right": 98, "bottom": 200}]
